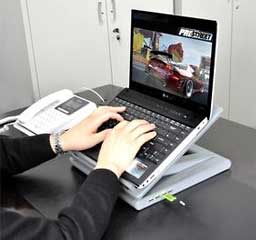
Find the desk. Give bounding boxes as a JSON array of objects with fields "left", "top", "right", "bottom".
[{"left": 1, "top": 85, "right": 256, "bottom": 240}]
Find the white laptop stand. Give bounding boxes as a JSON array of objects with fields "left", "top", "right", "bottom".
[
  {"left": 119, "top": 144, "right": 231, "bottom": 210},
  {"left": 70, "top": 106, "right": 232, "bottom": 210}
]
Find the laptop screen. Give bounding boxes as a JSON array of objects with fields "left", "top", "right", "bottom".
[{"left": 130, "top": 10, "right": 217, "bottom": 119}]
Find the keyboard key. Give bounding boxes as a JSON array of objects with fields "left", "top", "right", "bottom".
[
  {"left": 174, "top": 136, "right": 182, "bottom": 143},
  {"left": 157, "top": 128, "right": 167, "bottom": 136},
  {"left": 166, "top": 133, "right": 175, "bottom": 140},
  {"left": 162, "top": 147, "right": 169, "bottom": 155},
  {"left": 169, "top": 126, "right": 181, "bottom": 135},
  {"left": 161, "top": 123, "right": 170, "bottom": 130},
  {"left": 156, "top": 136, "right": 165, "bottom": 144},
  {"left": 185, "top": 126, "right": 191, "bottom": 131},
  {"left": 180, "top": 131, "right": 187, "bottom": 138}
]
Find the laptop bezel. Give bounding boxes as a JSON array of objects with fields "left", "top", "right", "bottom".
[{"left": 129, "top": 10, "right": 217, "bottom": 120}]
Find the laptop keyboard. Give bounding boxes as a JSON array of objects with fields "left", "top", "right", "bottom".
[{"left": 100, "top": 97, "right": 192, "bottom": 165}]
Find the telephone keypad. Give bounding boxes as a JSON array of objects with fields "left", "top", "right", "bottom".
[{"left": 28, "top": 109, "right": 66, "bottom": 133}]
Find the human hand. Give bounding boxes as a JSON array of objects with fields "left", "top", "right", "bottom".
[
  {"left": 52, "top": 106, "right": 126, "bottom": 152},
  {"left": 96, "top": 119, "right": 157, "bottom": 178}
]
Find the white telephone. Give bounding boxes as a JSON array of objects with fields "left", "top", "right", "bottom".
[{"left": 14, "top": 89, "right": 97, "bottom": 136}]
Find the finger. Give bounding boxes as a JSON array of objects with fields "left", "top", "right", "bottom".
[
  {"left": 100, "top": 106, "right": 126, "bottom": 113},
  {"left": 114, "top": 120, "right": 129, "bottom": 130},
  {"left": 125, "top": 119, "right": 149, "bottom": 132},
  {"left": 135, "top": 131, "right": 157, "bottom": 149},
  {"left": 96, "top": 112, "right": 124, "bottom": 126},
  {"left": 93, "top": 129, "right": 112, "bottom": 144},
  {"left": 131, "top": 123, "right": 156, "bottom": 140}
]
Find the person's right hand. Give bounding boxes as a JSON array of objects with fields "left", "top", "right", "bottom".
[{"left": 96, "top": 120, "right": 157, "bottom": 178}]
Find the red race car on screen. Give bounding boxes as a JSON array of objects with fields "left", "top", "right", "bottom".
[{"left": 145, "top": 51, "right": 204, "bottom": 98}]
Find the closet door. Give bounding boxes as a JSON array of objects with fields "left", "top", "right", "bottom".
[
  {"left": 106, "top": 0, "right": 173, "bottom": 87},
  {"left": 180, "top": 0, "right": 233, "bottom": 118},
  {"left": 230, "top": 0, "right": 256, "bottom": 128},
  {"left": 0, "top": 1, "right": 34, "bottom": 113},
  {"left": 25, "top": 0, "right": 112, "bottom": 97}
]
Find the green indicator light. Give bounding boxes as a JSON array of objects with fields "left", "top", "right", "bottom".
[{"left": 163, "top": 193, "right": 177, "bottom": 202}]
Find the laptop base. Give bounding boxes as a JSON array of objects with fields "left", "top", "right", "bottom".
[
  {"left": 70, "top": 105, "right": 232, "bottom": 210},
  {"left": 119, "top": 144, "right": 231, "bottom": 210},
  {"left": 70, "top": 105, "right": 224, "bottom": 195},
  {"left": 70, "top": 144, "right": 231, "bottom": 211}
]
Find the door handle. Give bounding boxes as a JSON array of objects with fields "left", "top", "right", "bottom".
[
  {"left": 97, "top": 0, "right": 104, "bottom": 24},
  {"left": 110, "top": 0, "right": 116, "bottom": 21},
  {"left": 234, "top": 0, "right": 240, "bottom": 10}
]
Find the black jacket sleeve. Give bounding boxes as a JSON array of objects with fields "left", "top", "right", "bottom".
[
  {"left": 0, "top": 135, "right": 121, "bottom": 240},
  {"left": 1, "top": 169, "right": 120, "bottom": 240},
  {"left": 0, "top": 134, "right": 56, "bottom": 176}
]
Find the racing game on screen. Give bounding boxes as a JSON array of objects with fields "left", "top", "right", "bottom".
[{"left": 132, "top": 27, "right": 213, "bottom": 105}]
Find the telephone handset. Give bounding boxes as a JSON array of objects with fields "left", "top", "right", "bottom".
[{"left": 14, "top": 89, "right": 97, "bottom": 136}]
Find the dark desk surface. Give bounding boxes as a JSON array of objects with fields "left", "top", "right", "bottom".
[{"left": 1, "top": 85, "right": 256, "bottom": 240}]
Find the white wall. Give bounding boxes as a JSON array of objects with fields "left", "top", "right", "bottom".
[
  {"left": 0, "top": 0, "right": 34, "bottom": 114},
  {"left": 230, "top": 0, "right": 256, "bottom": 129}
]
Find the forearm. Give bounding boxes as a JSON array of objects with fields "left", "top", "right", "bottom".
[
  {"left": 58, "top": 169, "right": 120, "bottom": 239},
  {"left": 1, "top": 169, "right": 120, "bottom": 240},
  {"left": 0, "top": 134, "right": 56, "bottom": 176}
]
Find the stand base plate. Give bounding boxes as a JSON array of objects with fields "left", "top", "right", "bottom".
[
  {"left": 120, "top": 145, "right": 231, "bottom": 210},
  {"left": 70, "top": 145, "right": 231, "bottom": 211}
]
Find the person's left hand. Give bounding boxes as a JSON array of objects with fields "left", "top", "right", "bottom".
[{"left": 52, "top": 106, "right": 126, "bottom": 152}]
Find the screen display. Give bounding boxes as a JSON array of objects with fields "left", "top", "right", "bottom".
[
  {"left": 132, "top": 26, "right": 213, "bottom": 107},
  {"left": 56, "top": 96, "right": 89, "bottom": 115}
]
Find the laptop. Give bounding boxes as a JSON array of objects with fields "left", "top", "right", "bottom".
[{"left": 72, "top": 10, "right": 217, "bottom": 190}]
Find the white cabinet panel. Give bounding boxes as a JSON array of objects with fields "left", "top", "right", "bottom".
[
  {"left": 0, "top": 0, "right": 34, "bottom": 113},
  {"left": 230, "top": 0, "right": 256, "bottom": 128},
  {"left": 107, "top": 0, "right": 173, "bottom": 88},
  {"left": 25, "top": 0, "right": 112, "bottom": 97},
  {"left": 180, "top": 0, "right": 233, "bottom": 118}
]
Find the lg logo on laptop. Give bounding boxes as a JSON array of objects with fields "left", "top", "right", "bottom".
[
  {"left": 162, "top": 93, "right": 169, "bottom": 99},
  {"left": 162, "top": 93, "right": 174, "bottom": 100}
]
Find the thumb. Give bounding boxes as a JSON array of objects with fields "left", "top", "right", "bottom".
[{"left": 94, "top": 129, "right": 112, "bottom": 144}]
